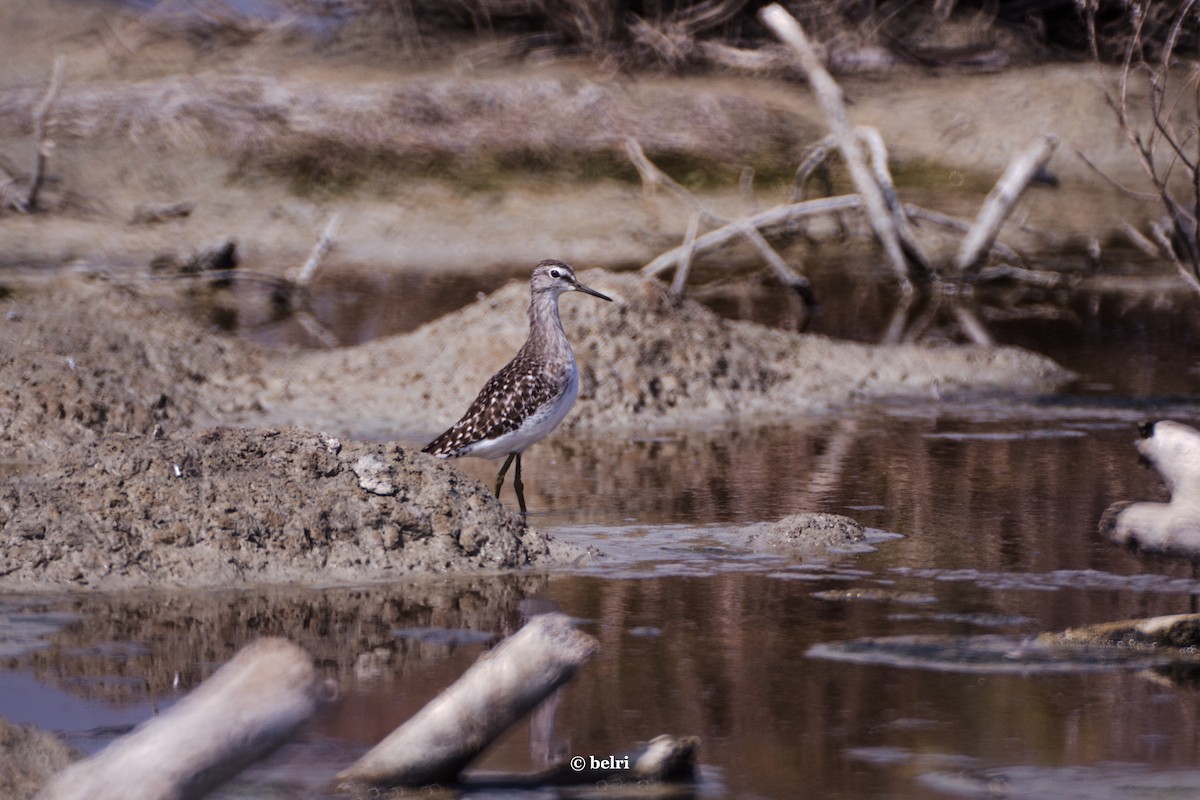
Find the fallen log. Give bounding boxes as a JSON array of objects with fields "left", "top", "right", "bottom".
[
  {"left": 35, "top": 638, "right": 328, "bottom": 800},
  {"left": 334, "top": 612, "right": 599, "bottom": 791}
]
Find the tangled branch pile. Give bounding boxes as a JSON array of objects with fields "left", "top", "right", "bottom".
[{"left": 139, "top": 1, "right": 1200, "bottom": 72}]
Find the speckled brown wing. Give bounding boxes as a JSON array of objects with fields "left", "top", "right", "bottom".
[{"left": 421, "top": 350, "right": 565, "bottom": 458}]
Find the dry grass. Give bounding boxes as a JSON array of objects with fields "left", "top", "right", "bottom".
[
  {"left": 108, "top": 0, "right": 1170, "bottom": 72},
  {"left": 0, "top": 72, "right": 815, "bottom": 191},
  {"left": 254, "top": 1, "right": 1200, "bottom": 68}
]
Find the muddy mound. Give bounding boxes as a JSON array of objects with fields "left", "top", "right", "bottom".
[
  {"left": 0, "top": 426, "right": 568, "bottom": 591},
  {"left": 248, "top": 270, "right": 1072, "bottom": 439},
  {"left": 753, "top": 513, "right": 867, "bottom": 553},
  {"left": 0, "top": 275, "right": 258, "bottom": 464},
  {"left": 0, "top": 716, "right": 77, "bottom": 800}
]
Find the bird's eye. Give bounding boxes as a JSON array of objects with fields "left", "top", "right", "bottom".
[{"left": 550, "top": 269, "right": 561, "bottom": 278}]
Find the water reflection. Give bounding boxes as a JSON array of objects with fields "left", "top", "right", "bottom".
[{"left": 5, "top": 411, "right": 1200, "bottom": 797}]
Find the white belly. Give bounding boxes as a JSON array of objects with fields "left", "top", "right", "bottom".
[{"left": 461, "top": 366, "right": 579, "bottom": 459}]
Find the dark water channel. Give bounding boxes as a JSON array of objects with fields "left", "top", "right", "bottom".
[{"left": 5, "top": 262, "right": 1200, "bottom": 799}]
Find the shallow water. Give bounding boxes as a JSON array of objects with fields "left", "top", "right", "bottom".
[{"left": 5, "top": 268, "right": 1200, "bottom": 799}]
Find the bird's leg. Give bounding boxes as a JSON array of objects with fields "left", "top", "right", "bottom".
[
  {"left": 495, "top": 453, "right": 516, "bottom": 499},
  {"left": 513, "top": 453, "right": 527, "bottom": 514}
]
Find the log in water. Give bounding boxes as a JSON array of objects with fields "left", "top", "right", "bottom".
[
  {"left": 35, "top": 637, "right": 328, "bottom": 800},
  {"left": 335, "top": 612, "right": 599, "bottom": 790}
]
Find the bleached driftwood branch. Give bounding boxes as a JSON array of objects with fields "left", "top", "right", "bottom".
[
  {"left": 625, "top": 138, "right": 723, "bottom": 227},
  {"left": 26, "top": 55, "right": 66, "bottom": 212},
  {"left": 671, "top": 211, "right": 702, "bottom": 296},
  {"left": 294, "top": 212, "right": 342, "bottom": 287},
  {"left": 335, "top": 613, "right": 599, "bottom": 791},
  {"left": 627, "top": 138, "right": 814, "bottom": 299},
  {"left": 760, "top": 4, "right": 926, "bottom": 292},
  {"left": 642, "top": 195, "right": 863, "bottom": 278},
  {"left": 35, "top": 638, "right": 328, "bottom": 800},
  {"left": 955, "top": 135, "right": 1058, "bottom": 272},
  {"left": 905, "top": 204, "right": 1021, "bottom": 263},
  {"left": 857, "top": 125, "right": 930, "bottom": 270}
]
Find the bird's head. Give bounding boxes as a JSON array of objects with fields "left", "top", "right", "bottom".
[{"left": 531, "top": 259, "right": 612, "bottom": 302}]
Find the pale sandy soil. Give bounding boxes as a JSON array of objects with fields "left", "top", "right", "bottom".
[{"left": 0, "top": 1, "right": 1174, "bottom": 277}]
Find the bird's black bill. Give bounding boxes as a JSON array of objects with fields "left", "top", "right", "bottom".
[{"left": 574, "top": 281, "right": 613, "bottom": 302}]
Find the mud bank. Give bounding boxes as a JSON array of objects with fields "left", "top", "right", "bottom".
[
  {"left": 248, "top": 269, "right": 1072, "bottom": 440},
  {"left": 0, "top": 426, "right": 570, "bottom": 591},
  {"left": 0, "top": 274, "right": 257, "bottom": 465},
  {"left": 0, "top": 716, "right": 77, "bottom": 800},
  {"left": 0, "top": 268, "right": 1070, "bottom": 588}
]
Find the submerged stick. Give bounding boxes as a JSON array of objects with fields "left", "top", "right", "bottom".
[
  {"left": 35, "top": 638, "right": 328, "bottom": 800},
  {"left": 955, "top": 135, "right": 1058, "bottom": 272},
  {"left": 335, "top": 613, "right": 599, "bottom": 790}
]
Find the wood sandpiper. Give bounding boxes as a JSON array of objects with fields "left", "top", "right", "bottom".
[{"left": 422, "top": 260, "right": 612, "bottom": 512}]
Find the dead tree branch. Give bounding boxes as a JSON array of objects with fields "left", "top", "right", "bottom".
[
  {"left": 294, "top": 212, "right": 342, "bottom": 288},
  {"left": 956, "top": 134, "right": 1058, "bottom": 272},
  {"left": 1094, "top": 1, "right": 1200, "bottom": 291},
  {"left": 26, "top": 56, "right": 66, "bottom": 213},
  {"left": 760, "top": 3, "right": 928, "bottom": 292},
  {"left": 641, "top": 194, "right": 863, "bottom": 278},
  {"left": 627, "top": 138, "right": 815, "bottom": 303},
  {"left": 671, "top": 211, "right": 702, "bottom": 296}
]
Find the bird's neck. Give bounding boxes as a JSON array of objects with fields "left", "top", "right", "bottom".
[{"left": 524, "top": 291, "right": 572, "bottom": 361}]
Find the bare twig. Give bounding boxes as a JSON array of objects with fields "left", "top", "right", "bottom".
[
  {"left": 624, "top": 138, "right": 725, "bottom": 227},
  {"left": 293, "top": 309, "right": 340, "bottom": 348},
  {"left": 1119, "top": 221, "right": 1162, "bottom": 258},
  {"left": 955, "top": 134, "right": 1058, "bottom": 272},
  {"left": 1074, "top": 148, "right": 1160, "bottom": 201},
  {"left": 857, "top": 125, "right": 931, "bottom": 271},
  {"left": 641, "top": 195, "right": 863, "bottom": 277},
  {"left": 790, "top": 135, "right": 836, "bottom": 201},
  {"left": 1151, "top": 219, "right": 1200, "bottom": 293},
  {"left": 671, "top": 211, "right": 702, "bottom": 297},
  {"left": 903, "top": 203, "right": 1022, "bottom": 262},
  {"left": 294, "top": 212, "right": 342, "bottom": 287},
  {"left": 736, "top": 219, "right": 814, "bottom": 303},
  {"left": 739, "top": 166, "right": 758, "bottom": 213},
  {"left": 950, "top": 303, "right": 996, "bottom": 347},
  {"left": 26, "top": 55, "right": 66, "bottom": 212},
  {"left": 627, "top": 138, "right": 812, "bottom": 298},
  {"left": 1104, "top": 1, "right": 1200, "bottom": 288}
]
